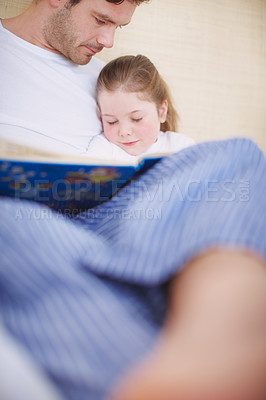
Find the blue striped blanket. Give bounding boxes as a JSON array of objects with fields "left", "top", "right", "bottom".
[{"left": 0, "top": 138, "right": 265, "bottom": 400}]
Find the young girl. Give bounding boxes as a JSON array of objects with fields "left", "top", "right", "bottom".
[{"left": 86, "top": 55, "right": 194, "bottom": 160}]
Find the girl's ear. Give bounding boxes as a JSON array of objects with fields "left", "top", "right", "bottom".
[{"left": 158, "top": 100, "right": 168, "bottom": 123}]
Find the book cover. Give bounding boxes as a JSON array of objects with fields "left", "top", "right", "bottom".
[{"left": 0, "top": 140, "right": 161, "bottom": 213}]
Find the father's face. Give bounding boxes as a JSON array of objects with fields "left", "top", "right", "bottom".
[{"left": 43, "top": 0, "right": 136, "bottom": 65}]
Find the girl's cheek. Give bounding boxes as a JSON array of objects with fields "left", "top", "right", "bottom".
[
  {"left": 135, "top": 122, "right": 146, "bottom": 133},
  {"left": 104, "top": 126, "right": 116, "bottom": 141},
  {"left": 138, "top": 123, "right": 151, "bottom": 138}
]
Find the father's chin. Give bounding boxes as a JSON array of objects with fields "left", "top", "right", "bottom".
[
  {"left": 76, "top": 55, "right": 93, "bottom": 65},
  {"left": 72, "top": 45, "right": 103, "bottom": 65},
  {"left": 66, "top": 47, "right": 97, "bottom": 65},
  {"left": 71, "top": 53, "right": 93, "bottom": 65}
]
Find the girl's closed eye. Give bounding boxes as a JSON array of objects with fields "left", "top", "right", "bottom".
[
  {"left": 132, "top": 117, "right": 143, "bottom": 122},
  {"left": 107, "top": 120, "right": 118, "bottom": 125}
]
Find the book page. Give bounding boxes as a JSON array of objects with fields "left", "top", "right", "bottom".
[{"left": 0, "top": 139, "right": 139, "bottom": 166}]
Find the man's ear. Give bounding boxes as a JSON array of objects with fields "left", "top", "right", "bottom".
[
  {"left": 49, "top": 0, "right": 66, "bottom": 9},
  {"left": 158, "top": 100, "right": 168, "bottom": 123}
]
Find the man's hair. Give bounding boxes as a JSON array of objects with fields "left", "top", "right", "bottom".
[
  {"left": 68, "top": 0, "right": 148, "bottom": 6},
  {"left": 106, "top": 0, "right": 148, "bottom": 3}
]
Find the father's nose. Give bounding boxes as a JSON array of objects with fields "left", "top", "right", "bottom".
[{"left": 97, "top": 28, "right": 115, "bottom": 49}]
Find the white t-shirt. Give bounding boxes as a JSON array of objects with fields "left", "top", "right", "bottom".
[
  {"left": 0, "top": 20, "right": 104, "bottom": 154},
  {"left": 85, "top": 131, "right": 195, "bottom": 162}
]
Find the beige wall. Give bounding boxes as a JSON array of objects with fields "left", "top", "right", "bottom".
[{"left": 1, "top": 0, "right": 266, "bottom": 151}]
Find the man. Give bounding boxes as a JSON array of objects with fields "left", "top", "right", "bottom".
[
  {"left": 0, "top": 1, "right": 266, "bottom": 400},
  {"left": 0, "top": 0, "right": 143, "bottom": 153}
]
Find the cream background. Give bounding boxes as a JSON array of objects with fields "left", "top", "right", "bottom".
[{"left": 1, "top": 0, "right": 265, "bottom": 151}]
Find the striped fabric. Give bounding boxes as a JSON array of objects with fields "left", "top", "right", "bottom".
[{"left": 0, "top": 138, "right": 265, "bottom": 400}]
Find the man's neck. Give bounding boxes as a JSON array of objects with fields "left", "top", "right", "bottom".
[{"left": 2, "top": 3, "right": 55, "bottom": 52}]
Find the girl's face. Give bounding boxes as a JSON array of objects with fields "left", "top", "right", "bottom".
[{"left": 98, "top": 89, "right": 168, "bottom": 156}]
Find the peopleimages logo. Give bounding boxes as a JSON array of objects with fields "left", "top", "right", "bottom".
[
  {"left": 177, "top": 179, "right": 250, "bottom": 202},
  {"left": 12, "top": 178, "right": 250, "bottom": 204},
  {"left": 13, "top": 179, "right": 108, "bottom": 202},
  {"left": 13, "top": 178, "right": 250, "bottom": 220},
  {"left": 119, "top": 179, "right": 251, "bottom": 203}
]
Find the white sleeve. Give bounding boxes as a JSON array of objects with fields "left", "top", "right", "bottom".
[
  {"left": 167, "top": 131, "right": 195, "bottom": 153},
  {"left": 0, "top": 323, "right": 63, "bottom": 400}
]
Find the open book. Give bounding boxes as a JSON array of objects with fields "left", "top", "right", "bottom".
[{"left": 0, "top": 139, "right": 163, "bottom": 213}]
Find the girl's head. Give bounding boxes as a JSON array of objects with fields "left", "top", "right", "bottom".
[{"left": 96, "top": 55, "right": 179, "bottom": 155}]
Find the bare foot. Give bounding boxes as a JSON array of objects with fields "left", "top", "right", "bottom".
[{"left": 110, "top": 249, "right": 266, "bottom": 400}]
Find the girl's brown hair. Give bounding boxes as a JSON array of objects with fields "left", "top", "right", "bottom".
[{"left": 96, "top": 55, "right": 179, "bottom": 132}]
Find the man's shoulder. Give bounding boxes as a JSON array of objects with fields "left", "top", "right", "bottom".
[{"left": 0, "top": 18, "right": 5, "bottom": 34}]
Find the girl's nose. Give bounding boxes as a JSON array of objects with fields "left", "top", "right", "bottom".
[{"left": 118, "top": 125, "right": 133, "bottom": 137}]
